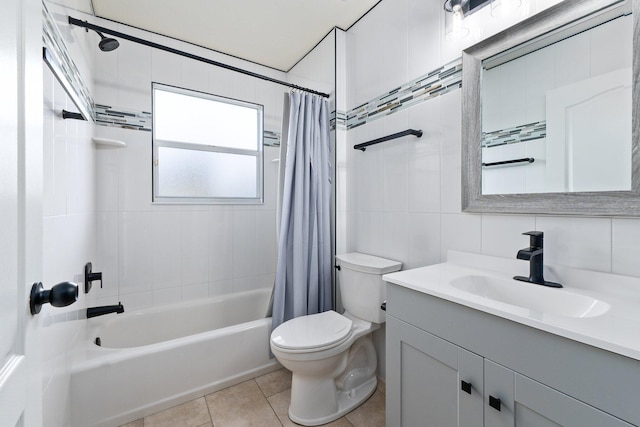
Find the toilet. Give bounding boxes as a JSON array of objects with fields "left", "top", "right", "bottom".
[{"left": 270, "top": 252, "right": 401, "bottom": 426}]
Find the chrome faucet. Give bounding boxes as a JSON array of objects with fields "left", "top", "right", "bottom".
[
  {"left": 87, "top": 302, "right": 124, "bottom": 318},
  {"left": 514, "top": 231, "right": 562, "bottom": 288}
]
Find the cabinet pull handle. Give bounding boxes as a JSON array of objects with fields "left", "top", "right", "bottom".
[
  {"left": 489, "top": 395, "right": 501, "bottom": 411},
  {"left": 461, "top": 380, "right": 472, "bottom": 394}
]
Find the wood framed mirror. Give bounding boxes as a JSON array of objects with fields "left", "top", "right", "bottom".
[{"left": 462, "top": 0, "right": 640, "bottom": 215}]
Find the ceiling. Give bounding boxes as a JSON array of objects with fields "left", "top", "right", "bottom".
[{"left": 68, "top": 0, "right": 381, "bottom": 71}]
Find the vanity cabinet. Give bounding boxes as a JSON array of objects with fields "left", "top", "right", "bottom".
[
  {"left": 386, "top": 283, "right": 638, "bottom": 427},
  {"left": 386, "top": 316, "right": 483, "bottom": 426}
]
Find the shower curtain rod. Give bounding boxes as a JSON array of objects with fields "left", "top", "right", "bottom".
[{"left": 68, "top": 17, "right": 331, "bottom": 98}]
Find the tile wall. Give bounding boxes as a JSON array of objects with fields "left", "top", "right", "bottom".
[
  {"left": 340, "top": 0, "right": 639, "bottom": 379},
  {"left": 89, "top": 15, "right": 294, "bottom": 311},
  {"left": 337, "top": 0, "right": 640, "bottom": 376},
  {"left": 41, "top": 3, "right": 96, "bottom": 426}
]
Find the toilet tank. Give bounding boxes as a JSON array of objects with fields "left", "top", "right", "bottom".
[{"left": 335, "top": 253, "right": 402, "bottom": 323}]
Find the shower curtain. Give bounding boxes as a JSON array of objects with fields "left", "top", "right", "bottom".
[{"left": 271, "top": 91, "right": 332, "bottom": 333}]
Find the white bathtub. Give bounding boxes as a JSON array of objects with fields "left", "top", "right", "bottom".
[{"left": 70, "top": 288, "right": 279, "bottom": 427}]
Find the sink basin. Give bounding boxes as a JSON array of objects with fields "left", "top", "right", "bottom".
[{"left": 450, "top": 275, "right": 610, "bottom": 318}]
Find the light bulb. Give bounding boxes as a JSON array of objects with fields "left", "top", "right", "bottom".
[{"left": 447, "top": 4, "right": 469, "bottom": 40}]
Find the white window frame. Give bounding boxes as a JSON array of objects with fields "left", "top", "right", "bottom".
[{"left": 152, "top": 82, "right": 264, "bottom": 204}]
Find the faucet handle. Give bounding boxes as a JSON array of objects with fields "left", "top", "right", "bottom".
[{"left": 522, "top": 231, "right": 543, "bottom": 248}]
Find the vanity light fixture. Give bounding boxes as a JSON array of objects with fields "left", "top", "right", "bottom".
[
  {"left": 444, "top": 0, "right": 471, "bottom": 40},
  {"left": 444, "top": 0, "right": 519, "bottom": 40}
]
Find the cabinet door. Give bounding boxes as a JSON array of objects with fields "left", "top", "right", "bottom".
[
  {"left": 386, "top": 316, "right": 483, "bottom": 427},
  {"left": 485, "top": 359, "right": 515, "bottom": 427},
  {"left": 514, "top": 374, "right": 633, "bottom": 427},
  {"left": 459, "top": 348, "right": 484, "bottom": 427}
]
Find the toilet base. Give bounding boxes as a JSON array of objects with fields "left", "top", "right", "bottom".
[{"left": 288, "top": 377, "right": 377, "bottom": 426}]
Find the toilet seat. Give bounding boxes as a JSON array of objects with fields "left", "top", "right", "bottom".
[{"left": 271, "top": 311, "right": 353, "bottom": 353}]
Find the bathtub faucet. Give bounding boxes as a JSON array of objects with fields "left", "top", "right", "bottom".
[{"left": 87, "top": 302, "right": 124, "bottom": 318}]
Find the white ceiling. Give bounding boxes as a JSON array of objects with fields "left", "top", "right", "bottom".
[{"left": 80, "top": 0, "right": 380, "bottom": 71}]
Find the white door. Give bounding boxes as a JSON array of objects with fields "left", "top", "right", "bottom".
[
  {"left": 0, "top": 0, "right": 43, "bottom": 425},
  {"left": 545, "top": 67, "right": 632, "bottom": 193}
]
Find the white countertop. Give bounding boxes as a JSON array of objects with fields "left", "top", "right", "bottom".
[{"left": 383, "top": 251, "right": 640, "bottom": 361}]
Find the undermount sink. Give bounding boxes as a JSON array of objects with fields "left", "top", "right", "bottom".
[{"left": 450, "top": 275, "right": 610, "bottom": 318}]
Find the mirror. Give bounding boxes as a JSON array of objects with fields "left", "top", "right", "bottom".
[{"left": 462, "top": 0, "right": 640, "bottom": 215}]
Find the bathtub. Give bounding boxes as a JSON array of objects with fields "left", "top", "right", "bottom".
[{"left": 70, "top": 288, "right": 280, "bottom": 427}]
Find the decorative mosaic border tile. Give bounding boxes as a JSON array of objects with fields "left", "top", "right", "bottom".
[
  {"left": 42, "top": 0, "right": 94, "bottom": 121},
  {"left": 264, "top": 130, "right": 281, "bottom": 146},
  {"left": 345, "top": 58, "right": 462, "bottom": 130},
  {"left": 482, "top": 121, "right": 547, "bottom": 147},
  {"left": 91, "top": 58, "right": 462, "bottom": 137},
  {"left": 94, "top": 104, "right": 153, "bottom": 131},
  {"left": 334, "top": 110, "right": 347, "bottom": 131}
]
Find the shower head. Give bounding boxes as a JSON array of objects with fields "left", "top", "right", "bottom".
[
  {"left": 67, "top": 18, "right": 120, "bottom": 52},
  {"left": 96, "top": 31, "right": 120, "bottom": 52}
]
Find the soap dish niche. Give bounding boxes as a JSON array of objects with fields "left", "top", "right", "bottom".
[{"left": 92, "top": 137, "right": 126, "bottom": 148}]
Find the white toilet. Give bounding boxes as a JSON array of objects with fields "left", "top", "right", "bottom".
[{"left": 270, "top": 252, "right": 401, "bottom": 426}]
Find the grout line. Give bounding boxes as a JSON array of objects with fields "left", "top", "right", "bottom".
[
  {"left": 254, "top": 378, "right": 285, "bottom": 427},
  {"left": 204, "top": 392, "right": 215, "bottom": 427}
]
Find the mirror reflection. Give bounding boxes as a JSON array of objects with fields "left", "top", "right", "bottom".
[{"left": 481, "top": 13, "right": 632, "bottom": 195}]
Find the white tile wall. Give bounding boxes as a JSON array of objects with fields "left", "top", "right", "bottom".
[
  {"left": 342, "top": 0, "right": 640, "bottom": 312},
  {"left": 151, "top": 211, "right": 182, "bottom": 289},
  {"left": 181, "top": 210, "right": 210, "bottom": 286},
  {"left": 41, "top": 6, "right": 98, "bottom": 426},
  {"left": 535, "top": 216, "right": 612, "bottom": 272},
  {"left": 408, "top": 98, "right": 442, "bottom": 214},
  {"left": 612, "top": 218, "right": 640, "bottom": 277},
  {"left": 118, "top": 211, "right": 153, "bottom": 295},
  {"left": 481, "top": 215, "right": 536, "bottom": 258},
  {"left": 88, "top": 13, "right": 294, "bottom": 311}
]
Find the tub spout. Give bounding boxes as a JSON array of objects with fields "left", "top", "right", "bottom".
[{"left": 87, "top": 302, "right": 124, "bottom": 318}]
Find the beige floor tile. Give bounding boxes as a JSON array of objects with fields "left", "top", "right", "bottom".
[
  {"left": 119, "top": 419, "right": 143, "bottom": 427},
  {"left": 268, "top": 389, "right": 354, "bottom": 427},
  {"left": 255, "top": 368, "right": 293, "bottom": 398},
  {"left": 345, "top": 390, "right": 385, "bottom": 427},
  {"left": 206, "top": 379, "right": 282, "bottom": 427},
  {"left": 196, "top": 423, "right": 213, "bottom": 427},
  {"left": 143, "top": 397, "right": 211, "bottom": 427},
  {"left": 376, "top": 378, "right": 386, "bottom": 395}
]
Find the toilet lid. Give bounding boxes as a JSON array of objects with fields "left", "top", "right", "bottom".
[{"left": 271, "top": 311, "right": 353, "bottom": 351}]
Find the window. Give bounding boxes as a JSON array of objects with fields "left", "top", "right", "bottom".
[{"left": 152, "top": 83, "right": 264, "bottom": 204}]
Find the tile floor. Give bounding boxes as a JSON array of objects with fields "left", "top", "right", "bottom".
[{"left": 120, "top": 368, "right": 386, "bottom": 427}]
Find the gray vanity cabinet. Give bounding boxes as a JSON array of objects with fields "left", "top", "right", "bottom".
[
  {"left": 386, "top": 283, "right": 636, "bottom": 427},
  {"left": 483, "top": 360, "right": 631, "bottom": 427},
  {"left": 386, "top": 316, "right": 483, "bottom": 427}
]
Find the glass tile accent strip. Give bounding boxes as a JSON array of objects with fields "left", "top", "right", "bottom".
[
  {"left": 482, "top": 121, "right": 547, "bottom": 147},
  {"left": 345, "top": 58, "right": 462, "bottom": 129},
  {"left": 42, "top": 0, "right": 94, "bottom": 121},
  {"left": 94, "top": 104, "right": 153, "bottom": 132}
]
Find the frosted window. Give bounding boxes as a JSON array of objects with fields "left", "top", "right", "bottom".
[
  {"left": 155, "top": 90, "right": 259, "bottom": 150},
  {"left": 158, "top": 148, "right": 257, "bottom": 198},
  {"left": 152, "top": 83, "right": 263, "bottom": 204}
]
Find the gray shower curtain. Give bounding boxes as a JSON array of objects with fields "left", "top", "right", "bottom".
[{"left": 271, "top": 91, "right": 332, "bottom": 333}]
